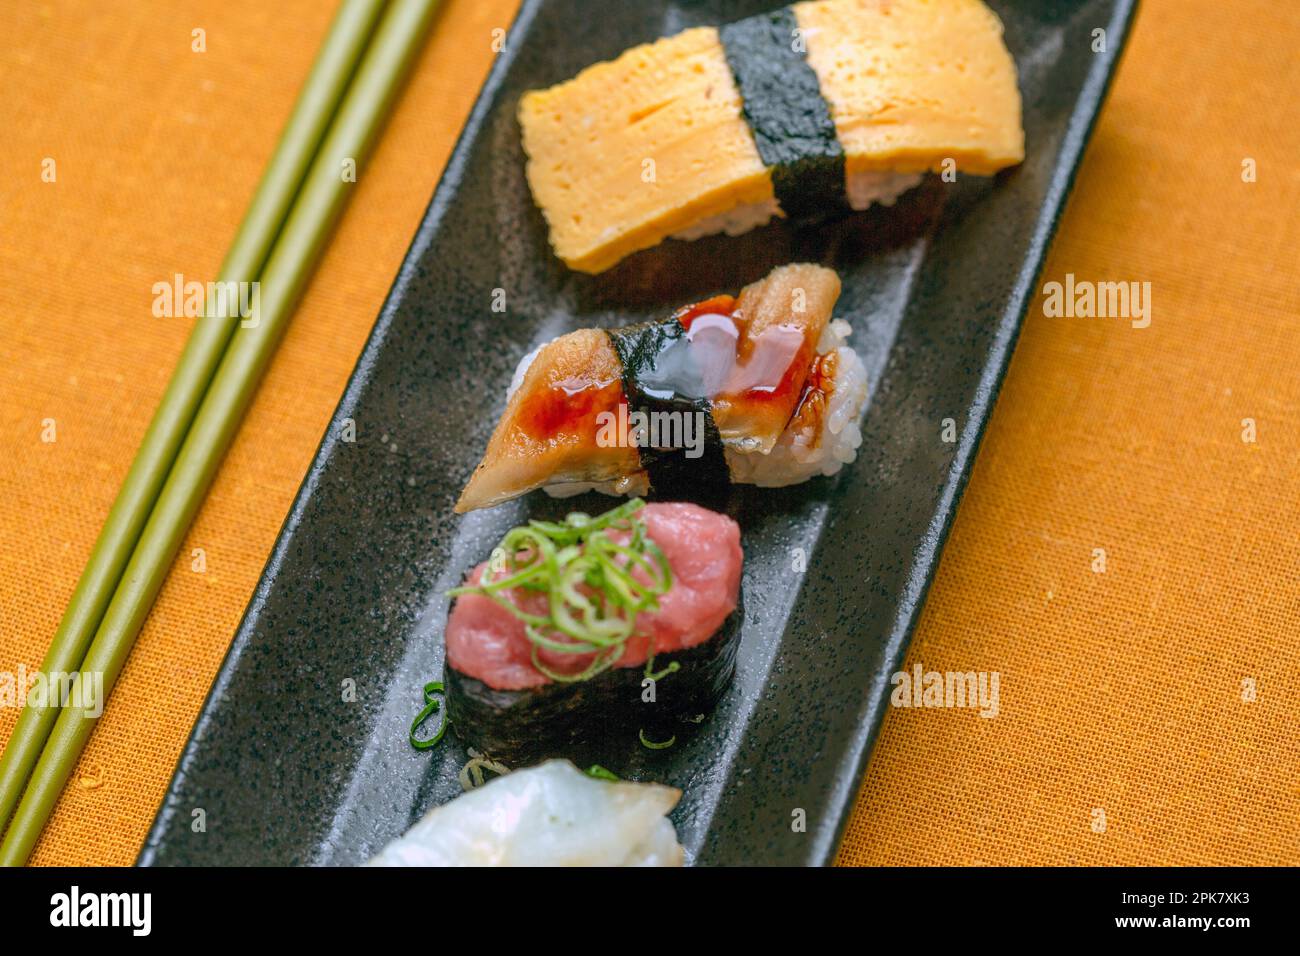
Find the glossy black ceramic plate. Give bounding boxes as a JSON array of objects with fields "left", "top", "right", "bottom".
[{"left": 141, "top": 0, "right": 1136, "bottom": 866}]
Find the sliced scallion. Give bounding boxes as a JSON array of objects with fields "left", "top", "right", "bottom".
[
  {"left": 448, "top": 499, "right": 672, "bottom": 684},
  {"left": 409, "top": 681, "right": 448, "bottom": 751}
]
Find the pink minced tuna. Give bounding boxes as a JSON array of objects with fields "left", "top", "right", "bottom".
[{"left": 446, "top": 503, "right": 742, "bottom": 690}]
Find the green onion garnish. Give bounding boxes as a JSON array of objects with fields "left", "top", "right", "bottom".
[
  {"left": 639, "top": 729, "right": 677, "bottom": 750},
  {"left": 585, "top": 764, "right": 620, "bottom": 781},
  {"left": 644, "top": 659, "right": 680, "bottom": 682},
  {"left": 448, "top": 499, "right": 672, "bottom": 684},
  {"left": 409, "top": 681, "right": 448, "bottom": 751}
]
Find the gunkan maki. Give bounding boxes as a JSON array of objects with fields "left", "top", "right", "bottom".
[{"left": 443, "top": 499, "right": 743, "bottom": 764}]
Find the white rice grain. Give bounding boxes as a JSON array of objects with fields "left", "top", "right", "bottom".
[{"left": 725, "top": 319, "right": 868, "bottom": 487}]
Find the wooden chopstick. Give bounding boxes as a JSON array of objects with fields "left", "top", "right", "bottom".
[{"left": 0, "top": 0, "right": 441, "bottom": 865}]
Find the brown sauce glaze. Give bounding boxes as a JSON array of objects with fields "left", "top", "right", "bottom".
[
  {"left": 785, "top": 349, "right": 838, "bottom": 449},
  {"left": 672, "top": 294, "right": 817, "bottom": 416},
  {"left": 515, "top": 375, "right": 626, "bottom": 445}
]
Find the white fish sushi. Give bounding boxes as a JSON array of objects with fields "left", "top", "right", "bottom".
[{"left": 367, "top": 760, "right": 684, "bottom": 867}]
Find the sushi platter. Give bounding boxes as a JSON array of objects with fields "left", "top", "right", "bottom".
[{"left": 141, "top": 0, "right": 1137, "bottom": 866}]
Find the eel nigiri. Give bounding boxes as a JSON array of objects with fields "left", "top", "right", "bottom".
[
  {"left": 458, "top": 263, "right": 865, "bottom": 513},
  {"left": 445, "top": 500, "right": 742, "bottom": 763},
  {"left": 520, "top": 0, "right": 1024, "bottom": 273},
  {"left": 368, "top": 760, "right": 684, "bottom": 867}
]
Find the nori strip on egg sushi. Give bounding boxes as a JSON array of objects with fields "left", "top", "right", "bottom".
[{"left": 718, "top": 6, "right": 846, "bottom": 223}]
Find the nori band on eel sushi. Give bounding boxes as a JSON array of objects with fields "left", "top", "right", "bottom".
[
  {"left": 607, "top": 319, "right": 731, "bottom": 501},
  {"left": 446, "top": 590, "right": 743, "bottom": 767},
  {"left": 719, "top": 6, "right": 846, "bottom": 222}
]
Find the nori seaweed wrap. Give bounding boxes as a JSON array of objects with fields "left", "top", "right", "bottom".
[
  {"left": 446, "top": 594, "right": 743, "bottom": 767},
  {"left": 442, "top": 500, "right": 745, "bottom": 767}
]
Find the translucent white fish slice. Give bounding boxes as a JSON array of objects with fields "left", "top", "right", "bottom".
[{"left": 367, "top": 760, "right": 684, "bottom": 867}]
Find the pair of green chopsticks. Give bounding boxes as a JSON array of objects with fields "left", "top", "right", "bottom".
[{"left": 0, "top": 0, "right": 441, "bottom": 865}]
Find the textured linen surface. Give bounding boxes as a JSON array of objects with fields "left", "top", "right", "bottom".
[{"left": 0, "top": 0, "right": 1295, "bottom": 866}]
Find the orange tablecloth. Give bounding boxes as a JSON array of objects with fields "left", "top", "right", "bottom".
[{"left": 1, "top": 0, "right": 1296, "bottom": 867}]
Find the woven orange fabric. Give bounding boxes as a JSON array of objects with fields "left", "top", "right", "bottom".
[
  {"left": 0, "top": 0, "right": 523, "bottom": 866},
  {"left": 0, "top": 0, "right": 1295, "bottom": 868},
  {"left": 838, "top": 0, "right": 1300, "bottom": 865}
]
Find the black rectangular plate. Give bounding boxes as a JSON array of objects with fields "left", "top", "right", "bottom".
[{"left": 140, "top": 0, "right": 1136, "bottom": 866}]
